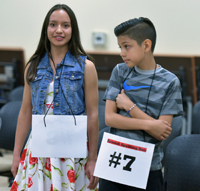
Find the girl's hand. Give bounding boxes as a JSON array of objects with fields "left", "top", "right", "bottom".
[
  {"left": 85, "top": 159, "right": 99, "bottom": 189},
  {"left": 146, "top": 120, "right": 172, "bottom": 140},
  {"left": 11, "top": 154, "right": 21, "bottom": 177},
  {"left": 116, "top": 89, "right": 133, "bottom": 110}
]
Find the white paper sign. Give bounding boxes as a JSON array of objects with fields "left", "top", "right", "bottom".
[
  {"left": 31, "top": 115, "right": 87, "bottom": 158},
  {"left": 94, "top": 132, "right": 155, "bottom": 189}
]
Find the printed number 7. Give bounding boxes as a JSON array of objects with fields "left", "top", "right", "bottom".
[{"left": 123, "top": 154, "right": 136, "bottom": 172}]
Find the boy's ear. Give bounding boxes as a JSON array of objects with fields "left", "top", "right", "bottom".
[{"left": 143, "top": 39, "right": 152, "bottom": 52}]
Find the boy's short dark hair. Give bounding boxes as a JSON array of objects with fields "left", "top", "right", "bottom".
[{"left": 114, "top": 17, "right": 157, "bottom": 52}]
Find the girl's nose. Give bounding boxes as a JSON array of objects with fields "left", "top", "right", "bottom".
[{"left": 56, "top": 25, "right": 63, "bottom": 33}]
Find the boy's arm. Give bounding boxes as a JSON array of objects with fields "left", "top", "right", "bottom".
[
  {"left": 158, "top": 115, "right": 173, "bottom": 124},
  {"left": 116, "top": 89, "right": 173, "bottom": 123},
  {"left": 105, "top": 99, "right": 172, "bottom": 140},
  {"left": 115, "top": 89, "right": 173, "bottom": 139}
]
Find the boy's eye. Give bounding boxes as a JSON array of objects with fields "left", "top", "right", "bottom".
[{"left": 125, "top": 45, "right": 129, "bottom": 49}]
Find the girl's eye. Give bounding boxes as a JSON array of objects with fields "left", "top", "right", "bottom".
[
  {"left": 49, "top": 23, "right": 55, "bottom": 27},
  {"left": 125, "top": 45, "right": 129, "bottom": 49},
  {"left": 64, "top": 24, "right": 69, "bottom": 28}
]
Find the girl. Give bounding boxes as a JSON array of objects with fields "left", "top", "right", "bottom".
[{"left": 11, "top": 4, "right": 99, "bottom": 191}]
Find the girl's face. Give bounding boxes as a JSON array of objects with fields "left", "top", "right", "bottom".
[
  {"left": 47, "top": 9, "right": 72, "bottom": 51},
  {"left": 118, "top": 35, "right": 146, "bottom": 69}
]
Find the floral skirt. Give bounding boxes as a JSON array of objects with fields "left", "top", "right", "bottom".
[{"left": 11, "top": 133, "right": 98, "bottom": 191}]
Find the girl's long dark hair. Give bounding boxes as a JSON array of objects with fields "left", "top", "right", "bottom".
[{"left": 26, "top": 4, "right": 92, "bottom": 84}]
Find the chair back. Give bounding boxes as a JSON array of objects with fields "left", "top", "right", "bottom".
[
  {"left": 192, "top": 101, "right": 200, "bottom": 134},
  {"left": 8, "top": 86, "right": 24, "bottom": 102},
  {"left": 98, "top": 126, "right": 110, "bottom": 154},
  {"left": 98, "top": 105, "right": 107, "bottom": 131},
  {"left": 0, "top": 101, "right": 22, "bottom": 150},
  {"left": 164, "top": 134, "right": 200, "bottom": 191},
  {"left": 163, "top": 116, "right": 182, "bottom": 153},
  {"left": 162, "top": 116, "right": 183, "bottom": 165},
  {"left": 98, "top": 90, "right": 105, "bottom": 106}
]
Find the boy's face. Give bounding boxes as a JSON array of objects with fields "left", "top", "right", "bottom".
[{"left": 118, "top": 35, "right": 146, "bottom": 69}]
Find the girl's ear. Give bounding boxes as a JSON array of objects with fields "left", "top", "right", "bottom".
[{"left": 143, "top": 39, "right": 152, "bottom": 52}]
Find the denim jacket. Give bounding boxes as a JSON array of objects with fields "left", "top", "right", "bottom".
[{"left": 30, "top": 51, "right": 86, "bottom": 115}]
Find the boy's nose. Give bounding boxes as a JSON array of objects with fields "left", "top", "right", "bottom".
[{"left": 120, "top": 50, "right": 125, "bottom": 58}]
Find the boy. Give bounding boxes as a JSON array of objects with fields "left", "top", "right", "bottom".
[{"left": 99, "top": 17, "right": 183, "bottom": 191}]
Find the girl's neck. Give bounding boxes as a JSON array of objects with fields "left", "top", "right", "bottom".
[
  {"left": 50, "top": 47, "right": 68, "bottom": 65},
  {"left": 49, "top": 47, "right": 68, "bottom": 75}
]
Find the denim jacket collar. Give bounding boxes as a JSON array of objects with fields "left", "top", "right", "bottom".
[{"left": 37, "top": 51, "right": 77, "bottom": 69}]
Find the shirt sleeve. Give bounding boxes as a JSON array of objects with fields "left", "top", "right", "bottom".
[
  {"left": 159, "top": 77, "right": 183, "bottom": 117},
  {"left": 103, "top": 64, "right": 122, "bottom": 102}
]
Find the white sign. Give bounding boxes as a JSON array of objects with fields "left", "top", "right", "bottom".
[
  {"left": 31, "top": 115, "right": 87, "bottom": 158},
  {"left": 94, "top": 132, "right": 155, "bottom": 189}
]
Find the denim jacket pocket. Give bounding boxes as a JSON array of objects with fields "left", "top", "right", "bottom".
[
  {"left": 62, "top": 72, "right": 83, "bottom": 91},
  {"left": 59, "top": 71, "right": 84, "bottom": 114},
  {"left": 31, "top": 75, "right": 43, "bottom": 93}
]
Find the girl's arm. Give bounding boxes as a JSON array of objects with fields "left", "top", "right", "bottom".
[
  {"left": 84, "top": 59, "right": 99, "bottom": 189},
  {"left": 11, "top": 65, "right": 32, "bottom": 177}
]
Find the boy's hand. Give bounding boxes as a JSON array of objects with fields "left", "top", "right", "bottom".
[
  {"left": 146, "top": 120, "right": 172, "bottom": 140},
  {"left": 116, "top": 89, "right": 133, "bottom": 110}
]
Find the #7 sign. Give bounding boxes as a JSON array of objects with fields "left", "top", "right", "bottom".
[{"left": 94, "top": 132, "right": 155, "bottom": 189}]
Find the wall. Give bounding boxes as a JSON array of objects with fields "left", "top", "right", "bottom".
[{"left": 0, "top": 0, "right": 200, "bottom": 62}]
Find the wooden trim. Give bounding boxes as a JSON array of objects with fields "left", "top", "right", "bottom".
[
  {"left": 86, "top": 51, "right": 120, "bottom": 55},
  {"left": 86, "top": 51, "right": 200, "bottom": 58},
  {"left": 0, "top": 47, "right": 25, "bottom": 66},
  {"left": 191, "top": 56, "right": 197, "bottom": 104},
  {"left": 0, "top": 47, "right": 24, "bottom": 51}
]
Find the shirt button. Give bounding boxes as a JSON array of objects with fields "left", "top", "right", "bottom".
[
  {"left": 56, "top": 76, "right": 59, "bottom": 79},
  {"left": 55, "top": 103, "right": 59, "bottom": 106},
  {"left": 55, "top": 89, "right": 59, "bottom": 93}
]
